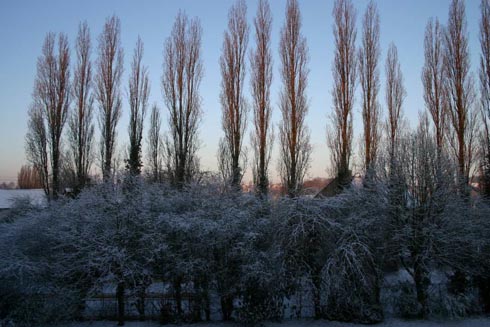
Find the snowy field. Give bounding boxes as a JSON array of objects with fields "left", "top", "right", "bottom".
[
  {"left": 0, "top": 188, "right": 45, "bottom": 209},
  {"left": 54, "top": 318, "right": 490, "bottom": 327}
]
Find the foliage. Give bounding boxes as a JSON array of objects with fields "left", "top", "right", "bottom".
[{"left": 0, "top": 164, "right": 489, "bottom": 325}]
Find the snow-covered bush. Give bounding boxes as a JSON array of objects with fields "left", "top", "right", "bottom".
[
  {"left": 273, "top": 197, "right": 336, "bottom": 319},
  {"left": 1, "top": 170, "right": 490, "bottom": 325},
  {"left": 320, "top": 184, "right": 387, "bottom": 324},
  {"left": 0, "top": 196, "right": 42, "bottom": 224},
  {"left": 0, "top": 200, "right": 82, "bottom": 325},
  {"left": 375, "top": 118, "right": 490, "bottom": 319},
  {"left": 235, "top": 199, "right": 285, "bottom": 324}
]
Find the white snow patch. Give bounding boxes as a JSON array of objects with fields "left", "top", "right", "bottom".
[{"left": 0, "top": 189, "right": 46, "bottom": 209}]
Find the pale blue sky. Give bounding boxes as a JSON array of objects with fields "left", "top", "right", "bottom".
[{"left": 0, "top": 0, "right": 482, "bottom": 183}]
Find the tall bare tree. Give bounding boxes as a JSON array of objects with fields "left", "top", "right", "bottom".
[
  {"left": 25, "top": 105, "right": 50, "bottom": 196},
  {"left": 147, "top": 104, "right": 163, "bottom": 183},
  {"left": 218, "top": 0, "right": 249, "bottom": 189},
  {"left": 34, "top": 32, "right": 71, "bottom": 198},
  {"left": 358, "top": 0, "right": 381, "bottom": 172},
  {"left": 250, "top": 0, "right": 273, "bottom": 195},
  {"left": 162, "top": 12, "right": 203, "bottom": 187},
  {"left": 278, "top": 0, "right": 311, "bottom": 198},
  {"left": 328, "top": 0, "right": 357, "bottom": 186},
  {"left": 444, "top": 0, "right": 476, "bottom": 184},
  {"left": 423, "top": 18, "right": 446, "bottom": 150},
  {"left": 127, "top": 37, "right": 150, "bottom": 176},
  {"left": 385, "top": 43, "right": 406, "bottom": 159},
  {"left": 480, "top": 0, "right": 490, "bottom": 196},
  {"left": 69, "top": 21, "right": 94, "bottom": 190},
  {"left": 96, "top": 15, "right": 124, "bottom": 181}
]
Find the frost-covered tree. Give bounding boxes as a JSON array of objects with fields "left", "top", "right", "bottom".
[
  {"left": 386, "top": 115, "right": 450, "bottom": 317},
  {"left": 2, "top": 165, "right": 490, "bottom": 325},
  {"left": 382, "top": 113, "right": 489, "bottom": 317},
  {"left": 275, "top": 197, "right": 334, "bottom": 319}
]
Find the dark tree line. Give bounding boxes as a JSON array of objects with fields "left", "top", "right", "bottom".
[{"left": 16, "top": 165, "right": 42, "bottom": 189}]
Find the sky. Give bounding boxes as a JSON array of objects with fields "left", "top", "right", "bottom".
[{"left": 0, "top": 0, "right": 482, "bottom": 184}]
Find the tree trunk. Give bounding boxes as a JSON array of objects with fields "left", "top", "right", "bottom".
[
  {"left": 204, "top": 294, "right": 211, "bottom": 321},
  {"left": 413, "top": 261, "right": 429, "bottom": 318},
  {"left": 135, "top": 286, "right": 146, "bottom": 321},
  {"left": 52, "top": 145, "right": 59, "bottom": 199},
  {"left": 173, "top": 277, "right": 183, "bottom": 319},
  {"left": 201, "top": 277, "right": 211, "bottom": 321},
  {"left": 477, "top": 276, "right": 490, "bottom": 313},
  {"left": 116, "top": 281, "right": 125, "bottom": 326},
  {"left": 312, "top": 268, "right": 323, "bottom": 319},
  {"left": 220, "top": 294, "right": 234, "bottom": 321},
  {"left": 191, "top": 279, "right": 202, "bottom": 322}
]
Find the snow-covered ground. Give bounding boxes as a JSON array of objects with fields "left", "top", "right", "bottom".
[
  {"left": 0, "top": 188, "right": 46, "bottom": 209},
  {"left": 54, "top": 317, "right": 490, "bottom": 327}
]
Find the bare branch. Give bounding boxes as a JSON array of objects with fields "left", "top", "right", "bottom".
[
  {"left": 423, "top": 18, "right": 446, "bottom": 150},
  {"left": 25, "top": 104, "right": 50, "bottom": 196},
  {"left": 219, "top": 0, "right": 249, "bottom": 188},
  {"left": 96, "top": 15, "right": 124, "bottom": 181},
  {"left": 328, "top": 0, "right": 357, "bottom": 185},
  {"left": 358, "top": 0, "right": 381, "bottom": 172},
  {"left": 385, "top": 43, "right": 406, "bottom": 159},
  {"left": 444, "top": 0, "right": 476, "bottom": 185},
  {"left": 69, "top": 21, "right": 94, "bottom": 190},
  {"left": 162, "top": 12, "right": 203, "bottom": 186},
  {"left": 127, "top": 36, "right": 150, "bottom": 176},
  {"left": 480, "top": 0, "right": 490, "bottom": 196},
  {"left": 146, "top": 104, "right": 163, "bottom": 183},
  {"left": 33, "top": 32, "right": 71, "bottom": 198}
]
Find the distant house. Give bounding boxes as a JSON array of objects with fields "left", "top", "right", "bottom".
[
  {"left": 314, "top": 174, "right": 363, "bottom": 199},
  {"left": 0, "top": 189, "right": 47, "bottom": 211},
  {"left": 469, "top": 175, "right": 483, "bottom": 197}
]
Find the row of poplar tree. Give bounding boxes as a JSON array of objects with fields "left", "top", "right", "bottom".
[{"left": 24, "top": 0, "right": 490, "bottom": 198}]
